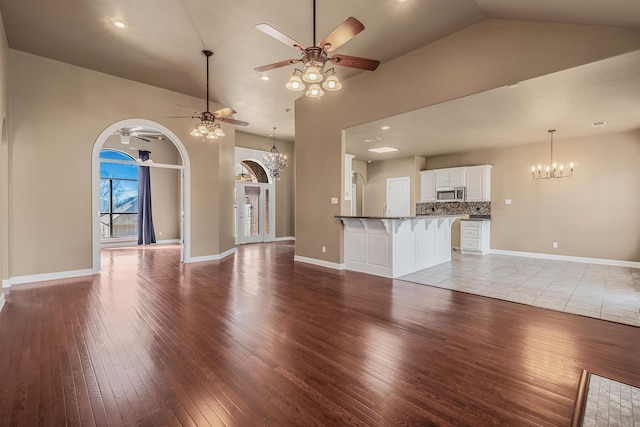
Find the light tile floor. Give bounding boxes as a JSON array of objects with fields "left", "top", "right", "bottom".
[
  {"left": 399, "top": 253, "right": 640, "bottom": 327},
  {"left": 583, "top": 375, "right": 640, "bottom": 427}
]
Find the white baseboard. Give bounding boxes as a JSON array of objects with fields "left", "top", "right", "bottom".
[
  {"left": 294, "top": 255, "right": 345, "bottom": 271},
  {"left": 490, "top": 249, "right": 640, "bottom": 269},
  {"left": 1, "top": 278, "right": 10, "bottom": 288},
  {"left": 275, "top": 236, "right": 295, "bottom": 241},
  {"left": 5, "top": 268, "right": 96, "bottom": 288},
  {"left": 0, "top": 292, "right": 5, "bottom": 312},
  {"left": 156, "top": 239, "right": 181, "bottom": 245},
  {"left": 187, "top": 247, "right": 236, "bottom": 263}
]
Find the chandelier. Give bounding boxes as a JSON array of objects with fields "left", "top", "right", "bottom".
[
  {"left": 531, "top": 130, "right": 574, "bottom": 179},
  {"left": 263, "top": 127, "right": 288, "bottom": 180}
]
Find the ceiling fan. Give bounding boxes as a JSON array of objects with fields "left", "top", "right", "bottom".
[
  {"left": 254, "top": 0, "right": 380, "bottom": 97},
  {"left": 169, "top": 50, "right": 248, "bottom": 140},
  {"left": 114, "top": 127, "right": 165, "bottom": 144}
]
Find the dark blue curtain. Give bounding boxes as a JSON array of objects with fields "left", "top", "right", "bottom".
[{"left": 138, "top": 150, "right": 156, "bottom": 245}]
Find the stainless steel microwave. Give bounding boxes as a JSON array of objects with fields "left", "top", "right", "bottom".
[{"left": 436, "top": 187, "right": 466, "bottom": 202}]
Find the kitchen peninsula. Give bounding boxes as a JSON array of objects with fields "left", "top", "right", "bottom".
[{"left": 336, "top": 215, "right": 463, "bottom": 278}]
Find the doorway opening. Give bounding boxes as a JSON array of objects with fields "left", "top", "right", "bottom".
[
  {"left": 92, "top": 119, "right": 190, "bottom": 274},
  {"left": 234, "top": 160, "right": 275, "bottom": 245}
]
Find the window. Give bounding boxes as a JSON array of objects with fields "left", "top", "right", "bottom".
[{"left": 100, "top": 149, "right": 138, "bottom": 238}]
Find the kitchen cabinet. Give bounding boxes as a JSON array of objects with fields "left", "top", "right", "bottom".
[
  {"left": 435, "top": 167, "right": 465, "bottom": 188},
  {"left": 465, "top": 165, "right": 492, "bottom": 202},
  {"left": 460, "top": 220, "right": 490, "bottom": 255},
  {"left": 419, "top": 170, "right": 437, "bottom": 202}
]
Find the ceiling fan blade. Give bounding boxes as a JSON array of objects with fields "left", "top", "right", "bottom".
[
  {"left": 255, "top": 23, "right": 305, "bottom": 50},
  {"left": 166, "top": 115, "right": 199, "bottom": 119},
  {"left": 212, "top": 107, "right": 237, "bottom": 118},
  {"left": 329, "top": 54, "right": 380, "bottom": 71},
  {"left": 129, "top": 126, "right": 144, "bottom": 132},
  {"left": 219, "top": 117, "right": 249, "bottom": 127},
  {"left": 320, "top": 17, "right": 364, "bottom": 52},
  {"left": 133, "top": 136, "right": 151, "bottom": 142},
  {"left": 254, "top": 58, "right": 301, "bottom": 72},
  {"left": 172, "top": 103, "right": 201, "bottom": 115}
]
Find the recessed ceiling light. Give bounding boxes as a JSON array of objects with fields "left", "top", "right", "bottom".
[
  {"left": 368, "top": 147, "right": 398, "bottom": 153},
  {"left": 381, "top": 126, "right": 391, "bottom": 130},
  {"left": 113, "top": 20, "right": 126, "bottom": 29},
  {"left": 259, "top": 75, "right": 270, "bottom": 81},
  {"left": 591, "top": 120, "right": 607, "bottom": 127},
  {"left": 363, "top": 137, "right": 382, "bottom": 143}
]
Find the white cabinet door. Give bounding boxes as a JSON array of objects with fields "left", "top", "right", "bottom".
[
  {"left": 465, "top": 165, "right": 492, "bottom": 202},
  {"left": 419, "top": 170, "right": 436, "bottom": 202},
  {"left": 435, "top": 169, "right": 450, "bottom": 188},
  {"left": 449, "top": 168, "right": 465, "bottom": 187},
  {"left": 435, "top": 167, "right": 466, "bottom": 188}
]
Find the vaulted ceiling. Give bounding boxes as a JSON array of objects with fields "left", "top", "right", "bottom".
[{"left": 1, "top": 0, "right": 639, "bottom": 145}]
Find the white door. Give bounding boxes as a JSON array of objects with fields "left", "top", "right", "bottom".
[
  {"left": 235, "top": 183, "right": 275, "bottom": 244},
  {"left": 386, "top": 177, "right": 410, "bottom": 217}
]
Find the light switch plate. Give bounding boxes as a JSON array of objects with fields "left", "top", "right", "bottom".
[
  {"left": 331, "top": 197, "right": 338, "bottom": 204},
  {"left": 505, "top": 199, "right": 512, "bottom": 205}
]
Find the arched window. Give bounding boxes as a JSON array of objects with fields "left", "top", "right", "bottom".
[{"left": 99, "top": 149, "right": 138, "bottom": 238}]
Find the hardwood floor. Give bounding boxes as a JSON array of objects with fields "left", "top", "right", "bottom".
[{"left": 0, "top": 241, "right": 638, "bottom": 426}]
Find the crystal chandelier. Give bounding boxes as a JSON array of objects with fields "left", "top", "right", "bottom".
[
  {"left": 531, "top": 130, "right": 574, "bottom": 179},
  {"left": 263, "top": 127, "right": 288, "bottom": 180}
]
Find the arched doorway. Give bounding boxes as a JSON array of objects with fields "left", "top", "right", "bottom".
[
  {"left": 92, "top": 119, "right": 191, "bottom": 273},
  {"left": 234, "top": 159, "right": 275, "bottom": 245}
]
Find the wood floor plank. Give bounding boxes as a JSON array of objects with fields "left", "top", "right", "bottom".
[{"left": 0, "top": 242, "right": 638, "bottom": 426}]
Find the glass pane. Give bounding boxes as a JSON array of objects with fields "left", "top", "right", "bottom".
[
  {"left": 112, "top": 180, "right": 138, "bottom": 213},
  {"left": 100, "top": 179, "right": 111, "bottom": 212},
  {"left": 265, "top": 189, "right": 270, "bottom": 235},
  {"left": 243, "top": 186, "right": 260, "bottom": 238},
  {"left": 100, "top": 214, "right": 111, "bottom": 238},
  {"left": 100, "top": 149, "right": 138, "bottom": 179},
  {"left": 112, "top": 214, "right": 138, "bottom": 237}
]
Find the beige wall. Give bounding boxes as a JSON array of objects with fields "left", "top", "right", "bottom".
[
  {"left": 425, "top": 130, "right": 640, "bottom": 261},
  {"left": 364, "top": 156, "right": 423, "bottom": 216},
  {"left": 8, "top": 50, "right": 235, "bottom": 277},
  {"left": 235, "top": 131, "right": 295, "bottom": 238},
  {"left": 0, "top": 10, "right": 7, "bottom": 296},
  {"left": 295, "top": 19, "right": 640, "bottom": 264}
]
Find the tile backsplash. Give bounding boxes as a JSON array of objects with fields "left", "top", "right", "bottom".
[{"left": 417, "top": 201, "right": 491, "bottom": 216}]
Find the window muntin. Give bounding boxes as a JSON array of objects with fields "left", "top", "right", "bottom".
[{"left": 99, "top": 149, "right": 139, "bottom": 238}]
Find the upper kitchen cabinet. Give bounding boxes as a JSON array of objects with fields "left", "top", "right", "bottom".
[
  {"left": 419, "top": 170, "right": 437, "bottom": 202},
  {"left": 435, "top": 167, "right": 465, "bottom": 188},
  {"left": 465, "top": 165, "right": 492, "bottom": 202}
]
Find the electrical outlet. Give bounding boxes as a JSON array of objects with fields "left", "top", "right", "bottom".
[
  {"left": 330, "top": 197, "right": 338, "bottom": 204},
  {"left": 505, "top": 199, "right": 512, "bottom": 205},
  {"left": 552, "top": 242, "right": 558, "bottom": 248},
  {"left": 159, "top": 231, "right": 163, "bottom": 236},
  {"left": 322, "top": 246, "right": 326, "bottom": 253}
]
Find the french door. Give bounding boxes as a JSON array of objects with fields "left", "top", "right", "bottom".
[{"left": 235, "top": 183, "right": 275, "bottom": 244}]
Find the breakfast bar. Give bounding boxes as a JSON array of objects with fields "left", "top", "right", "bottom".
[{"left": 336, "top": 215, "right": 463, "bottom": 278}]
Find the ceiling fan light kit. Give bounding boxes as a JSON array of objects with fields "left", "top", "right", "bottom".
[{"left": 254, "top": 0, "right": 380, "bottom": 98}]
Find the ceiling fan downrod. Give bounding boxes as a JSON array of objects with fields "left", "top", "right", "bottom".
[{"left": 202, "top": 50, "right": 213, "bottom": 113}]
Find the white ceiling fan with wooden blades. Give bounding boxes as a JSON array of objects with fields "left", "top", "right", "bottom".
[
  {"left": 254, "top": 0, "right": 380, "bottom": 97},
  {"left": 169, "top": 50, "right": 248, "bottom": 140}
]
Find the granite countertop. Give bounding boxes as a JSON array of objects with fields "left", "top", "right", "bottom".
[{"left": 336, "top": 215, "right": 464, "bottom": 220}]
